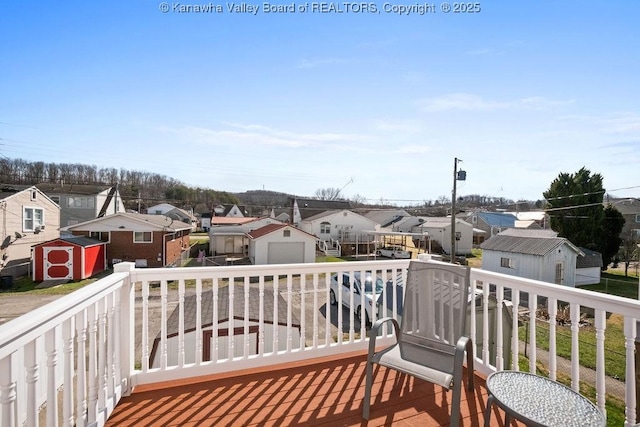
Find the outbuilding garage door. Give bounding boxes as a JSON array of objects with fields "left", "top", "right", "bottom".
[{"left": 267, "top": 242, "right": 304, "bottom": 264}]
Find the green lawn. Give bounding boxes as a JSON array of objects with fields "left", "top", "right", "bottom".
[{"left": 580, "top": 271, "right": 639, "bottom": 299}]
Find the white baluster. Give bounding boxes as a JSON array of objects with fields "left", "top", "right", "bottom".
[
  {"left": 141, "top": 280, "right": 150, "bottom": 371},
  {"left": 469, "top": 279, "right": 477, "bottom": 361},
  {"left": 46, "top": 328, "right": 59, "bottom": 427},
  {"left": 195, "top": 278, "right": 203, "bottom": 365},
  {"left": 324, "top": 273, "right": 331, "bottom": 347},
  {"left": 62, "top": 318, "right": 75, "bottom": 427},
  {"left": 213, "top": 278, "right": 219, "bottom": 363},
  {"left": 300, "top": 273, "right": 306, "bottom": 350},
  {"left": 228, "top": 278, "right": 235, "bottom": 358},
  {"left": 594, "top": 309, "right": 606, "bottom": 417},
  {"left": 178, "top": 279, "right": 185, "bottom": 367},
  {"left": 0, "top": 355, "right": 16, "bottom": 427},
  {"left": 107, "top": 294, "right": 115, "bottom": 399},
  {"left": 25, "top": 340, "right": 38, "bottom": 426},
  {"left": 511, "top": 290, "right": 520, "bottom": 370},
  {"left": 624, "top": 316, "right": 637, "bottom": 426},
  {"left": 273, "top": 275, "right": 279, "bottom": 353},
  {"left": 87, "top": 303, "right": 98, "bottom": 424},
  {"left": 98, "top": 298, "right": 107, "bottom": 409},
  {"left": 287, "top": 274, "right": 293, "bottom": 351},
  {"left": 496, "top": 285, "right": 504, "bottom": 371},
  {"left": 75, "top": 310, "right": 88, "bottom": 427},
  {"left": 244, "top": 276, "right": 250, "bottom": 358},
  {"left": 528, "top": 293, "right": 537, "bottom": 373},
  {"left": 570, "top": 302, "right": 580, "bottom": 391},
  {"left": 548, "top": 298, "right": 557, "bottom": 381},
  {"left": 312, "top": 273, "right": 319, "bottom": 349},
  {"left": 258, "top": 276, "right": 265, "bottom": 355},
  {"left": 482, "top": 281, "right": 490, "bottom": 365},
  {"left": 160, "top": 280, "right": 168, "bottom": 369}
]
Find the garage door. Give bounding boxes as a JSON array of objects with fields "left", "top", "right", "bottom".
[
  {"left": 267, "top": 242, "right": 304, "bottom": 264},
  {"left": 44, "top": 247, "right": 74, "bottom": 280}
]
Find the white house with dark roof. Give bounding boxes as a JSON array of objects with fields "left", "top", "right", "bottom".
[
  {"left": 481, "top": 228, "right": 584, "bottom": 287},
  {"left": 247, "top": 223, "right": 317, "bottom": 264},
  {"left": 208, "top": 217, "right": 283, "bottom": 257},
  {"left": 392, "top": 216, "right": 473, "bottom": 255},
  {"left": 150, "top": 286, "right": 301, "bottom": 368},
  {"left": 575, "top": 247, "right": 603, "bottom": 286}
]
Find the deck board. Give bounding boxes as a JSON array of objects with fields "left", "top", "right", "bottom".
[{"left": 107, "top": 352, "right": 517, "bottom": 426}]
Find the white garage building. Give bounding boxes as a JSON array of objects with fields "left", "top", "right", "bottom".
[{"left": 248, "top": 223, "right": 317, "bottom": 265}]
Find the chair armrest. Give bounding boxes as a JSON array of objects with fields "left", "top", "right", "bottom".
[{"left": 368, "top": 317, "right": 400, "bottom": 359}]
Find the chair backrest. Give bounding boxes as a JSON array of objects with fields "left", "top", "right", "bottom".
[{"left": 400, "top": 260, "right": 471, "bottom": 362}]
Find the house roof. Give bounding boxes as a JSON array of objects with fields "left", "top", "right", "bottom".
[
  {"left": 301, "top": 209, "right": 376, "bottom": 225},
  {"left": 35, "top": 183, "right": 114, "bottom": 195},
  {"left": 247, "top": 223, "right": 316, "bottom": 240},
  {"left": 211, "top": 217, "right": 257, "bottom": 225},
  {"left": 292, "top": 198, "right": 352, "bottom": 221},
  {"left": 63, "top": 212, "right": 193, "bottom": 232},
  {"left": 477, "top": 212, "right": 517, "bottom": 227},
  {"left": 363, "top": 209, "right": 410, "bottom": 227},
  {"left": 497, "top": 228, "right": 558, "bottom": 238},
  {"left": 161, "top": 286, "right": 301, "bottom": 339},
  {"left": 0, "top": 185, "right": 60, "bottom": 207},
  {"left": 608, "top": 198, "right": 640, "bottom": 215},
  {"left": 481, "top": 234, "right": 583, "bottom": 257},
  {"left": 576, "top": 247, "right": 603, "bottom": 269}
]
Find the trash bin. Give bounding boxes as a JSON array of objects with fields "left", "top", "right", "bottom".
[{"left": 0, "top": 275, "right": 13, "bottom": 290}]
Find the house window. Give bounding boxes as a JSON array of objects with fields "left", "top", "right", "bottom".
[
  {"left": 90, "top": 231, "right": 110, "bottom": 242},
  {"left": 283, "top": 229, "right": 291, "bottom": 237},
  {"left": 67, "top": 196, "right": 95, "bottom": 209},
  {"left": 50, "top": 196, "right": 60, "bottom": 205},
  {"left": 134, "top": 231, "right": 152, "bottom": 243},
  {"left": 23, "top": 207, "right": 44, "bottom": 232},
  {"left": 636, "top": 214, "right": 640, "bottom": 223},
  {"left": 500, "top": 257, "right": 514, "bottom": 268},
  {"left": 320, "top": 222, "right": 331, "bottom": 234},
  {"left": 30, "top": 190, "right": 37, "bottom": 201}
]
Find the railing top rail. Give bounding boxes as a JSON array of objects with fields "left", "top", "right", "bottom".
[
  {"left": 470, "top": 268, "right": 640, "bottom": 317},
  {"left": 0, "top": 271, "right": 128, "bottom": 360}
]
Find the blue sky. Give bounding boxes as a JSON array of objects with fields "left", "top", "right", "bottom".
[{"left": 1, "top": 1, "right": 639, "bottom": 205}]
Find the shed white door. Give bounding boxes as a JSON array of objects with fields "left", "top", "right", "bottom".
[
  {"left": 44, "top": 247, "right": 74, "bottom": 280},
  {"left": 267, "top": 242, "right": 304, "bottom": 264}
]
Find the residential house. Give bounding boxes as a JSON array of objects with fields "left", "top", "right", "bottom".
[
  {"left": 464, "top": 211, "right": 517, "bottom": 243},
  {"left": 609, "top": 198, "right": 640, "bottom": 240},
  {"left": 147, "top": 203, "right": 198, "bottom": 231},
  {"left": 35, "top": 183, "right": 125, "bottom": 227},
  {"left": 298, "top": 209, "right": 379, "bottom": 256},
  {"left": 506, "top": 211, "right": 549, "bottom": 229},
  {"left": 0, "top": 186, "right": 60, "bottom": 278},
  {"left": 208, "top": 217, "right": 283, "bottom": 257},
  {"left": 480, "top": 228, "right": 584, "bottom": 287},
  {"left": 392, "top": 216, "right": 473, "bottom": 255},
  {"left": 63, "top": 212, "right": 192, "bottom": 268},
  {"left": 290, "top": 197, "right": 352, "bottom": 225},
  {"left": 150, "top": 286, "right": 301, "bottom": 368},
  {"left": 247, "top": 223, "right": 317, "bottom": 264},
  {"left": 220, "top": 204, "right": 248, "bottom": 218}
]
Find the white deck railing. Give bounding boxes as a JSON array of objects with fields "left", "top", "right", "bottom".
[{"left": 1, "top": 259, "right": 639, "bottom": 426}]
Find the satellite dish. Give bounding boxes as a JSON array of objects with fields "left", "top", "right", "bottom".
[{"left": 14, "top": 231, "right": 23, "bottom": 239}]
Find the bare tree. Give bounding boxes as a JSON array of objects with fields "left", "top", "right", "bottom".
[
  {"left": 618, "top": 230, "right": 639, "bottom": 276},
  {"left": 314, "top": 187, "right": 342, "bottom": 200}
]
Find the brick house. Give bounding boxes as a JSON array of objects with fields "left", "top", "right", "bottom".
[{"left": 63, "top": 212, "right": 192, "bottom": 268}]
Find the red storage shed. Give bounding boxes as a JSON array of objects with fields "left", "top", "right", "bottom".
[{"left": 33, "top": 236, "right": 107, "bottom": 281}]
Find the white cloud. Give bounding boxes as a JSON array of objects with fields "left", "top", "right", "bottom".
[{"left": 419, "top": 93, "right": 573, "bottom": 112}]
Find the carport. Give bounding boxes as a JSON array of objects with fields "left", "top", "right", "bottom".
[{"left": 362, "top": 230, "right": 430, "bottom": 259}]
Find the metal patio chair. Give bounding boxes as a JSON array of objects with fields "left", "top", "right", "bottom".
[{"left": 363, "top": 260, "right": 474, "bottom": 427}]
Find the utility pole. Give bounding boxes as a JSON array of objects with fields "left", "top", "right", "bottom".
[{"left": 450, "top": 158, "right": 466, "bottom": 264}]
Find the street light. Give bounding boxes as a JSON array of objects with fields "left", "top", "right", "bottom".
[{"left": 450, "top": 157, "right": 466, "bottom": 264}]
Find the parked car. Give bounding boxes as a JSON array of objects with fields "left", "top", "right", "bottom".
[
  {"left": 329, "top": 272, "right": 403, "bottom": 325},
  {"left": 376, "top": 245, "right": 411, "bottom": 259}
]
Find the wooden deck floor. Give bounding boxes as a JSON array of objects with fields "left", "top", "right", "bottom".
[{"left": 107, "top": 352, "right": 517, "bottom": 426}]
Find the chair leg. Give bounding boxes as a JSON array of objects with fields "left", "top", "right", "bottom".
[
  {"left": 450, "top": 380, "right": 462, "bottom": 427},
  {"left": 466, "top": 341, "right": 474, "bottom": 391},
  {"left": 362, "top": 360, "right": 374, "bottom": 419}
]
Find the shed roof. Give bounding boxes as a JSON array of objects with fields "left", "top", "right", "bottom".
[
  {"left": 247, "top": 224, "right": 316, "bottom": 240},
  {"left": 33, "top": 236, "right": 106, "bottom": 248},
  {"left": 576, "top": 247, "right": 603, "bottom": 269},
  {"left": 481, "top": 234, "right": 583, "bottom": 256}
]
